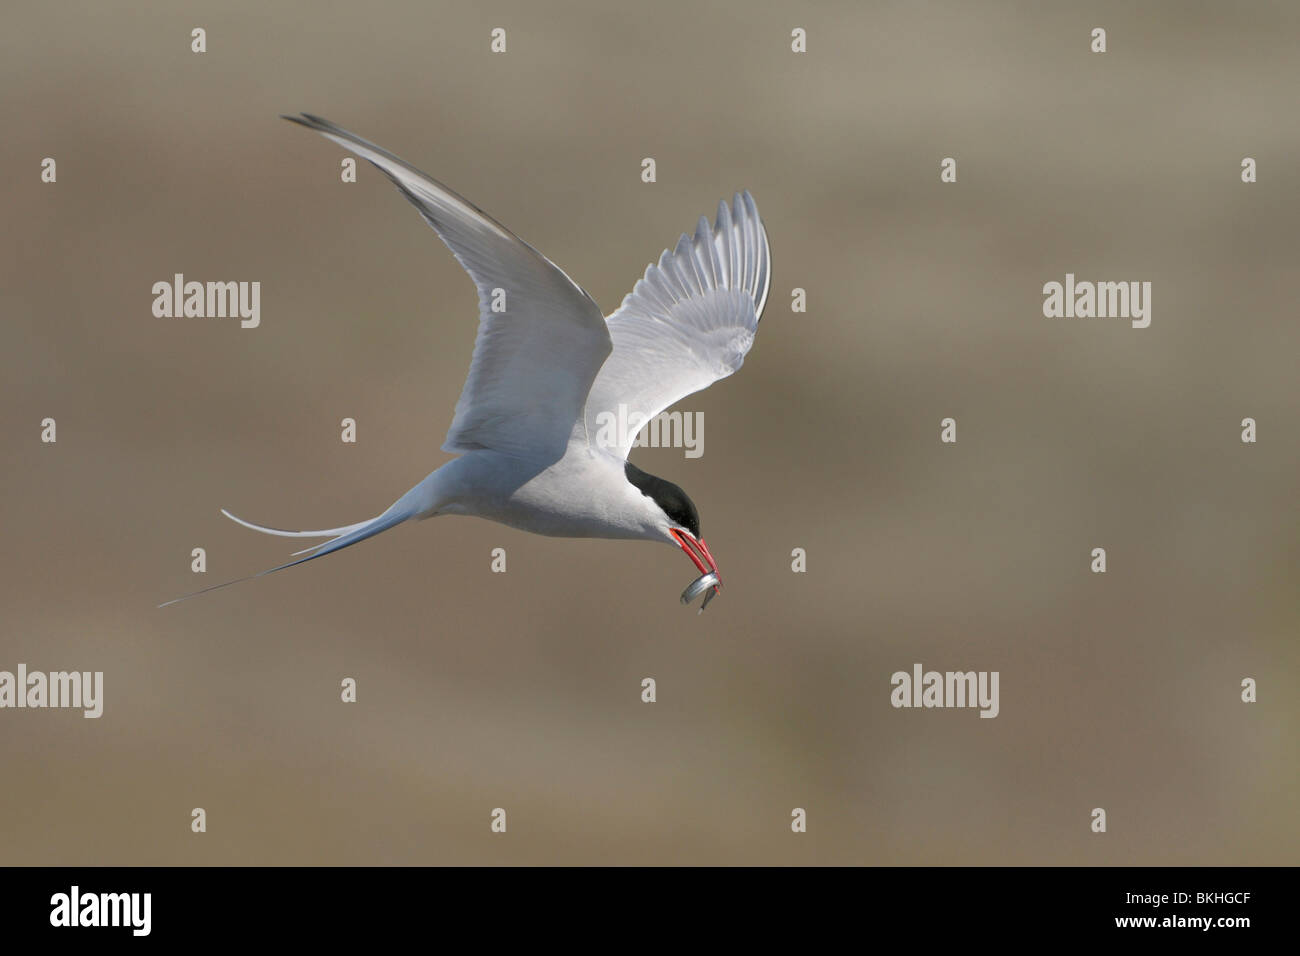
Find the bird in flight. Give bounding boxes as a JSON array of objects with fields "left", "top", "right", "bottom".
[{"left": 163, "top": 114, "right": 770, "bottom": 610}]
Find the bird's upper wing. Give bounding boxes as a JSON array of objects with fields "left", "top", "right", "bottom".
[
  {"left": 584, "top": 191, "right": 770, "bottom": 460},
  {"left": 285, "top": 114, "right": 612, "bottom": 463}
]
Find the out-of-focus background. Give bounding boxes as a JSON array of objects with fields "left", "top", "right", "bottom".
[{"left": 1, "top": 0, "right": 1296, "bottom": 865}]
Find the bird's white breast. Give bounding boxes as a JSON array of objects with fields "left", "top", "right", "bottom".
[{"left": 422, "top": 446, "right": 661, "bottom": 541}]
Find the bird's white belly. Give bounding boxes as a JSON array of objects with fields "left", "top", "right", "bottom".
[{"left": 430, "top": 448, "right": 654, "bottom": 541}]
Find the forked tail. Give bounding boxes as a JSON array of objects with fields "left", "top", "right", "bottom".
[{"left": 158, "top": 504, "right": 416, "bottom": 607}]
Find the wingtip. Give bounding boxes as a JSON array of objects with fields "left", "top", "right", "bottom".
[
  {"left": 731, "top": 189, "right": 758, "bottom": 218},
  {"left": 734, "top": 190, "right": 754, "bottom": 220}
]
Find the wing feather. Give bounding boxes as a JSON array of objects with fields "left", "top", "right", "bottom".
[
  {"left": 585, "top": 191, "right": 770, "bottom": 459},
  {"left": 284, "top": 114, "right": 611, "bottom": 463}
]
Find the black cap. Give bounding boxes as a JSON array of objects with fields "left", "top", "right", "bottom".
[{"left": 624, "top": 461, "right": 701, "bottom": 539}]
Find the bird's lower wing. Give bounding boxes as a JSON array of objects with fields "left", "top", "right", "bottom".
[
  {"left": 284, "top": 114, "right": 612, "bottom": 463},
  {"left": 583, "top": 191, "right": 771, "bottom": 460}
]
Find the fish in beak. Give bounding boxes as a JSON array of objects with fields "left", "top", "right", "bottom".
[{"left": 670, "top": 528, "right": 721, "bottom": 613}]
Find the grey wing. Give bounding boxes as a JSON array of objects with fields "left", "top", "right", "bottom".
[
  {"left": 285, "top": 114, "right": 612, "bottom": 463},
  {"left": 584, "top": 191, "right": 770, "bottom": 459}
]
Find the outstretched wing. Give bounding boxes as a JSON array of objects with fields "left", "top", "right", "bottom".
[
  {"left": 285, "top": 114, "right": 612, "bottom": 463},
  {"left": 583, "top": 191, "right": 770, "bottom": 460}
]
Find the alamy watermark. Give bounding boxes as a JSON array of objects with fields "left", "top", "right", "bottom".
[
  {"left": 50, "top": 886, "right": 150, "bottom": 936},
  {"left": 1043, "top": 273, "right": 1151, "bottom": 328},
  {"left": 0, "top": 664, "right": 103, "bottom": 718},
  {"left": 152, "top": 273, "right": 260, "bottom": 328},
  {"left": 593, "top": 403, "right": 704, "bottom": 458},
  {"left": 891, "top": 663, "right": 999, "bottom": 718}
]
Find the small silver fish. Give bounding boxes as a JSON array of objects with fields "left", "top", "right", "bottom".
[{"left": 681, "top": 571, "right": 721, "bottom": 613}]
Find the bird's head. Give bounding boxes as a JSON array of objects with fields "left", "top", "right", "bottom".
[{"left": 623, "top": 461, "right": 721, "bottom": 588}]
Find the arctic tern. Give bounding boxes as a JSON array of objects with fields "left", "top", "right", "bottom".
[{"left": 162, "top": 114, "right": 770, "bottom": 610}]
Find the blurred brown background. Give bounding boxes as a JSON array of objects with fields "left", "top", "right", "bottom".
[{"left": 2, "top": 0, "right": 1296, "bottom": 865}]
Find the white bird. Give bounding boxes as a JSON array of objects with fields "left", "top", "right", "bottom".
[{"left": 162, "top": 114, "right": 770, "bottom": 610}]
